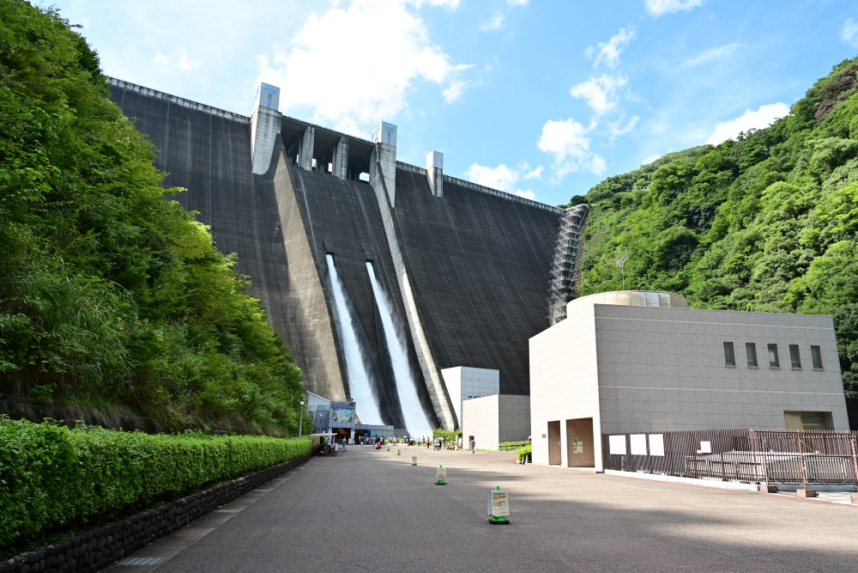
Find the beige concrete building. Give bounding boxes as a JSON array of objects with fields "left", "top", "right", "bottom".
[
  {"left": 529, "top": 291, "right": 849, "bottom": 471},
  {"left": 462, "top": 395, "right": 530, "bottom": 451}
]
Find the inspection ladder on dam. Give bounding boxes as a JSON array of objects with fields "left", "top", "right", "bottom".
[{"left": 548, "top": 205, "right": 588, "bottom": 325}]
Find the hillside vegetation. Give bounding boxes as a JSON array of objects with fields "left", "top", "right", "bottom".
[
  {"left": 574, "top": 57, "right": 858, "bottom": 400},
  {"left": 0, "top": 0, "right": 310, "bottom": 435}
]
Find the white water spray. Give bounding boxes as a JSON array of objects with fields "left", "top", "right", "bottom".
[
  {"left": 366, "top": 262, "right": 434, "bottom": 436},
  {"left": 326, "top": 255, "right": 383, "bottom": 425}
]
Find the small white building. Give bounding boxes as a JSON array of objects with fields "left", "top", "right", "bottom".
[
  {"left": 440, "top": 367, "right": 499, "bottom": 429},
  {"left": 529, "top": 291, "right": 849, "bottom": 471},
  {"left": 462, "top": 394, "right": 531, "bottom": 451}
]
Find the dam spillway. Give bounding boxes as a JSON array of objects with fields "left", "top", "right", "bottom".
[{"left": 107, "top": 78, "right": 582, "bottom": 432}]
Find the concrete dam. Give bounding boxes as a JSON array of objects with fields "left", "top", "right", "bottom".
[{"left": 108, "top": 79, "right": 587, "bottom": 433}]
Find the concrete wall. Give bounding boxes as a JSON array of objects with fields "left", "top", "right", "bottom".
[
  {"left": 498, "top": 395, "right": 531, "bottom": 444},
  {"left": 394, "top": 169, "right": 561, "bottom": 398},
  {"left": 462, "top": 394, "right": 531, "bottom": 451},
  {"left": 462, "top": 395, "right": 500, "bottom": 450},
  {"left": 529, "top": 304, "right": 602, "bottom": 469},
  {"left": 594, "top": 304, "right": 849, "bottom": 432}
]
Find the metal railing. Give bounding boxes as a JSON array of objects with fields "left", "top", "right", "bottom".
[{"left": 603, "top": 429, "right": 858, "bottom": 487}]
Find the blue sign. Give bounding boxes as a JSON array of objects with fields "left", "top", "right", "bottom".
[{"left": 330, "top": 401, "right": 356, "bottom": 409}]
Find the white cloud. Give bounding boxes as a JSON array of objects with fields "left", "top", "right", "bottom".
[
  {"left": 645, "top": 0, "right": 705, "bottom": 15},
  {"left": 537, "top": 118, "right": 606, "bottom": 178},
  {"left": 480, "top": 12, "right": 505, "bottom": 31},
  {"left": 515, "top": 189, "right": 536, "bottom": 200},
  {"left": 524, "top": 165, "right": 543, "bottom": 180},
  {"left": 507, "top": 0, "right": 530, "bottom": 6},
  {"left": 257, "top": 0, "right": 470, "bottom": 135},
  {"left": 609, "top": 115, "right": 639, "bottom": 138},
  {"left": 586, "top": 27, "right": 635, "bottom": 69},
  {"left": 153, "top": 48, "right": 200, "bottom": 72},
  {"left": 641, "top": 153, "right": 662, "bottom": 165},
  {"left": 681, "top": 43, "right": 741, "bottom": 67},
  {"left": 843, "top": 18, "right": 858, "bottom": 47},
  {"left": 706, "top": 103, "right": 790, "bottom": 145},
  {"left": 442, "top": 80, "right": 469, "bottom": 102},
  {"left": 465, "top": 163, "right": 520, "bottom": 192},
  {"left": 570, "top": 74, "right": 627, "bottom": 115},
  {"left": 414, "top": 0, "right": 461, "bottom": 7}
]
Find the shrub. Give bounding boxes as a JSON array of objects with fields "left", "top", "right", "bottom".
[
  {"left": 432, "top": 429, "right": 462, "bottom": 443},
  {"left": 499, "top": 440, "right": 530, "bottom": 451},
  {"left": 0, "top": 416, "right": 312, "bottom": 557},
  {"left": 516, "top": 444, "right": 532, "bottom": 462}
]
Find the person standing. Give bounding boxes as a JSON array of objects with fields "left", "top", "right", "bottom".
[
  {"left": 342, "top": 436, "right": 347, "bottom": 452},
  {"left": 470, "top": 438, "right": 476, "bottom": 454}
]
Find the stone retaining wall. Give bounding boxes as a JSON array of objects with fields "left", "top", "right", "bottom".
[{"left": 0, "top": 449, "right": 317, "bottom": 573}]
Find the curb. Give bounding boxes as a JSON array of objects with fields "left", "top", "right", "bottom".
[{"left": 0, "top": 449, "right": 318, "bottom": 573}]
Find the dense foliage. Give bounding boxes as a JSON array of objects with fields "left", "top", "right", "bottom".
[
  {"left": 516, "top": 444, "right": 532, "bottom": 462},
  {"left": 574, "top": 57, "right": 858, "bottom": 400},
  {"left": 0, "top": 416, "right": 312, "bottom": 557},
  {"left": 432, "top": 429, "right": 462, "bottom": 443},
  {"left": 0, "top": 1, "right": 311, "bottom": 434}
]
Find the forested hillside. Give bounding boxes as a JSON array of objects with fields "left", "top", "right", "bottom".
[
  {"left": 573, "top": 56, "right": 858, "bottom": 401},
  {"left": 0, "top": 1, "right": 310, "bottom": 435}
]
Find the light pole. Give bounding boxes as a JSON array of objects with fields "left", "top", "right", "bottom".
[
  {"left": 298, "top": 401, "right": 305, "bottom": 438},
  {"left": 617, "top": 253, "right": 632, "bottom": 290}
]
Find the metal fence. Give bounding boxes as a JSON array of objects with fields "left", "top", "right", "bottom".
[{"left": 602, "top": 429, "right": 858, "bottom": 486}]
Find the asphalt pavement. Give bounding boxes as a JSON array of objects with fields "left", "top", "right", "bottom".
[{"left": 109, "top": 446, "right": 858, "bottom": 573}]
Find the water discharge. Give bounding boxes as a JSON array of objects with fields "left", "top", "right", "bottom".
[
  {"left": 326, "top": 255, "right": 383, "bottom": 425},
  {"left": 366, "top": 262, "right": 434, "bottom": 436}
]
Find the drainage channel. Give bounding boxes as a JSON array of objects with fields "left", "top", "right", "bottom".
[{"left": 104, "top": 462, "right": 314, "bottom": 571}]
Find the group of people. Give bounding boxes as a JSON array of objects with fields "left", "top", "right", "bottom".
[{"left": 321, "top": 434, "right": 476, "bottom": 454}]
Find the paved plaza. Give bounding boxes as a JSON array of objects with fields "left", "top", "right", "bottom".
[{"left": 110, "top": 447, "right": 857, "bottom": 572}]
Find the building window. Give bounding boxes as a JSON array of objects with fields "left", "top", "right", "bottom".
[
  {"left": 768, "top": 344, "right": 779, "bottom": 367},
  {"left": 746, "top": 343, "right": 757, "bottom": 366},
  {"left": 723, "top": 342, "right": 735, "bottom": 366},
  {"left": 789, "top": 345, "right": 801, "bottom": 368},
  {"left": 811, "top": 346, "right": 823, "bottom": 369}
]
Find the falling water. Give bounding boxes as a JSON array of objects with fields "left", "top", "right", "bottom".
[
  {"left": 366, "top": 262, "right": 434, "bottom": 436},
  {"left": 326, "top": 255, "right": 383, "bottom": 425}
]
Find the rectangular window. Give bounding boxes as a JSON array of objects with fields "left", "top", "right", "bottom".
[
  {"left": 789, "top": 345, "right": 801, "bottom": 368},
  {"left": 723, "top": 342, "right": 735, "bottom": 366},
  {"left": 768, "top": 344, "right": 779, "bottom": 367},
  {"left": 811, "top": 346, "right": 823, "bottom": 369},
  {"left": 746, "top": 343, "right": 757, "bottom": 366}
]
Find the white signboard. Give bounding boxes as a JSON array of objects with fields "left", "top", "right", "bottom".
[
  {"left": 609, "top": 435, "right": 627, "bottom": 455},
  {"left": 699, "top": 441, "right": 712, "bottom": 454},
  {"left": 412, "top": 456, "right": 417, "bottom": 464},
  {"left": 630, "top": 434, "right": 648, "bottom": 456},
  {"left": 648, "top": 434, "right": 665, "bottom": 457},
  {"left": 488, "top": 490, "right": 510, "bottom": 517},
  {"left": 435, "top": 466, "right": 447, "bottom": 482}
]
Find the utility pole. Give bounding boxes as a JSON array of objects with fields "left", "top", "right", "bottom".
[
  {"left": 617, "top": 253, "right": 632, "bottom": 290},
  {"left": 299, "top": 401, "right": 305, "bottom": 437}
]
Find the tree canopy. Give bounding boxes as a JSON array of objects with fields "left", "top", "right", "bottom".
[{"left": 0, "top": 0, "right": 310, "bottom": 435}]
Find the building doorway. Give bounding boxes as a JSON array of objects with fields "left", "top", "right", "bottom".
[
  {"left": 547, "top": 421, "right": 561, "bottom": 465},
  {"left": 565, "top": 418, "right": 595, "bottom": 467}
]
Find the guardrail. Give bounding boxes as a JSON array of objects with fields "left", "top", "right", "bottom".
[{"left": 603, "top": 429, "right": 858, "bottom": 487}]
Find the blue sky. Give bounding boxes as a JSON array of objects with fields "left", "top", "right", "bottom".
[{"left": 58, "top": 0, "right": 858, "bottom": 206}]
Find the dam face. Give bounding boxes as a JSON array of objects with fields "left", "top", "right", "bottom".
[{"left": 108, "top": 79, "right": 579, "bottom": 432}]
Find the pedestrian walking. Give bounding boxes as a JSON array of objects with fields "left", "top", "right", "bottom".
[
  {"left": 470, "top": 438, "right": 475, "bottom": 454},
  {"left": 342, "top": 437, "right": 347, "bottom": 452}
]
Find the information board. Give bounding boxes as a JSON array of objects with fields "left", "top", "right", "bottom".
[
  {"left": 435, "top": 467, "right": 447, "bottom": 482},
  {"left": 332, "top": 409, "right": 353, "bottom": 424},
  {"left": 609, "top": 435, "right": 627, "bottom": 455},
  {"left": 488, "top": 490, "right": 510, "bottom": 517},
  {"left": 630, "top": 434, "right": 648, "bottom": 456},
  {"left": 648, "top": 434, "right": 665, "bottom": 457}
]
